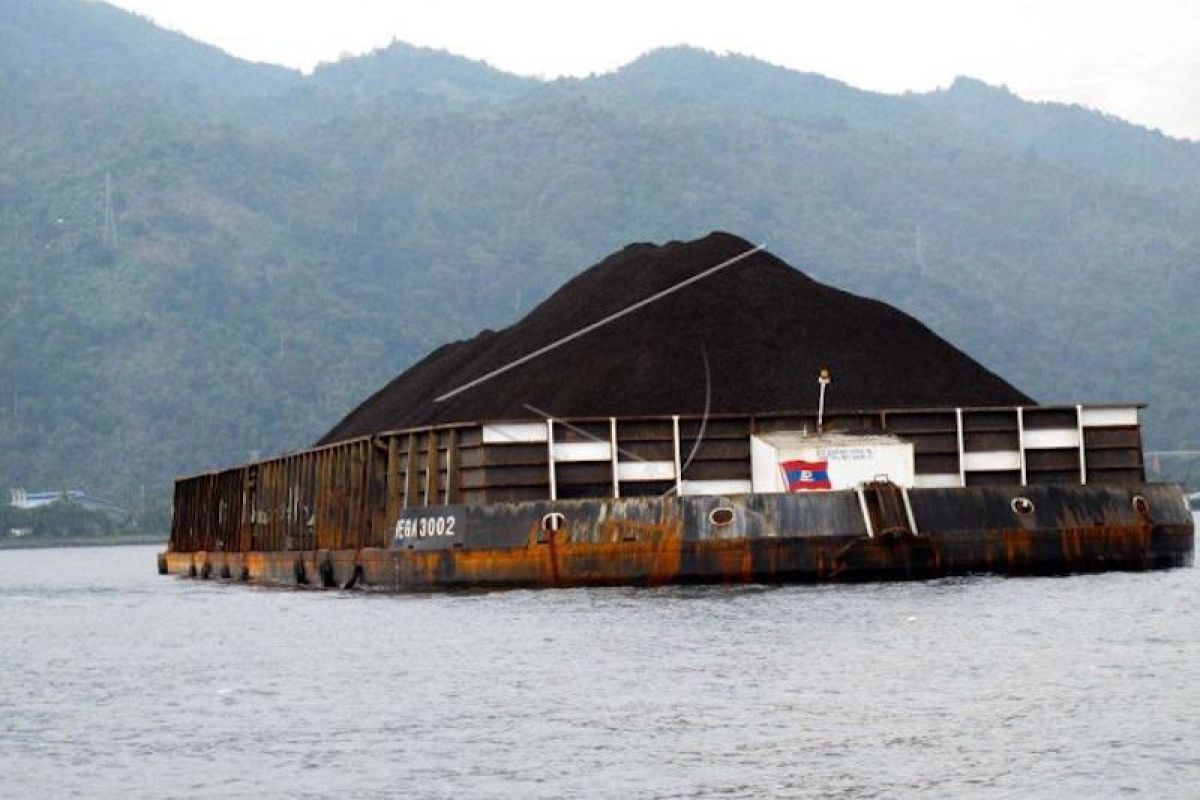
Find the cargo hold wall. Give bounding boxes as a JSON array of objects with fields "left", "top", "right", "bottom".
[{"left": 169, "top": 404, "right": 1146, "bottom": 554}]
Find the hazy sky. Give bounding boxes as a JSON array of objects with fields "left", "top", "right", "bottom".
[{"left": 106, "top": 0, "right": 1200, "bottom": 140}]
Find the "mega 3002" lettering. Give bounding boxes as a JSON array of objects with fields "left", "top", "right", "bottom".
[{"left": 394, "top": 515, "right": 456, "bottom": 540}]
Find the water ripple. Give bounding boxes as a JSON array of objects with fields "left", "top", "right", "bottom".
[{"left": 0, "top": 545, "right": 1197, "bottom": 798}]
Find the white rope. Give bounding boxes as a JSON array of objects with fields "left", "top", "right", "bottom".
[
  {"left": 522, "top": 404, "right": 649, "bottom": 464},
  {"left": 433, "top": 244, "right": 765, "bottom": 402}
]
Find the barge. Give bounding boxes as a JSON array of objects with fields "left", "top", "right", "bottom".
[{"left": 160, "top": 234, "right": 1194, "bottom": 589}]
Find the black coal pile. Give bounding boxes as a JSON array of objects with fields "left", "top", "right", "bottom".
[{"left": 319, "top": 232, "right": 1031, "bottom": 444}]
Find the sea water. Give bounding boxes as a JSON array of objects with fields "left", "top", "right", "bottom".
[{"left": 0, "top": 531, "right": 1196, "bottom": 799}]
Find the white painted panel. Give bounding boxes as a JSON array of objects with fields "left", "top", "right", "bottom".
[
  {"left": 617, "top": 461, "right": 676, "bottom": 482},
  {"left": 482, "top": 422, "right": 548, "bottom": 444},
  {"left": 751, "top": 435, "right": 783, "bottom": 493},
  {"left": 1023, "top": 428, "right": 1080, "bottom": 449},
  {"left": 962, "top": 450, "right": 1022, "bottom": 471},
  {"left": 913, "top": 473, "right": 963, "bottom": 488},
  {"left": 751, "top": 433, "right": 915, "bottom": 492},
  {"left": 1080, "top": 407, "right": 1138, "bottom": 427},
  {"left": 553, "top": 441, "right": 611, "bottom": 462},
  {"left": 679, "top": 480, "right": 753, "bottom": 496}
]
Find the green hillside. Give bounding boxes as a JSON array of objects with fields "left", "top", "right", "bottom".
[{"left": 1, "top": 0, "right": 1197, "bottom": 517}]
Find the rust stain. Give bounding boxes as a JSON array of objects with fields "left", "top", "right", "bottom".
[
  {"left": 1002, "top": 528, "right": 1033, "bottom": 566},
  {"left": 161, "top": 484, "right": 1193, "bottom": 590},
  {"left": 161, "top": 520, "right": 1192, "bottom": 591}
]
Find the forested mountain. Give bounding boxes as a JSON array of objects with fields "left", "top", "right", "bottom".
[{"left": 1, "top": 0, "right": 1197, "bottom": 514}]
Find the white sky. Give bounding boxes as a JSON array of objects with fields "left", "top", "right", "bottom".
[{"left": 106, "top": 0, "right": 1200, "bottom": 140}]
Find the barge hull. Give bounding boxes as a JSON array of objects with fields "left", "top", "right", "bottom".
[{"left": 160, "top": 484, "right": 1194, "bottom": 591}]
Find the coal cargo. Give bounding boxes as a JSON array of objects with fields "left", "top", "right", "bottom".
[
  {"left": 319, "top": 232, "right": 1030, "bottom": 444},
  {"left": 161, "top": 233, "right": 1192, "bottom": 591}
]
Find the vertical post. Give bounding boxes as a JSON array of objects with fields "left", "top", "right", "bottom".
[
  {"left": 369, "top": 440, "right": 382, "bottom": 544},
  {"left": 610, "top": 417, "right": 620, "bottom": 498},
  {"left": 260, "top": 465, "right": 271, "bottom": 553},
  {"left": 333, "top": 447, "right": 344, "bottom": 550},
  {"left": 1076, "top": 404, "right": 1087, "bottom": 485},
  {"left": 424, "top": 430, "right": 439, "bottom": 507},
  {"left": 955, "top": 407, "right": 966, "bottom": 487},
  {"left": 901, "top": 488, "right": 919, "bottom": 535},
  {"left": 546, "top": 419, "right": 557, "bottom": 501},
  {"left": 403, "top": 432, "right": 419, "bottom": 509},
  {"left": 817, "top": 368, "right": 831, "bottom": 433},
  {"left": 445, "top": 429, "right": 459, "bottom": 505},
  {"left": 302, "top": 453, "right": 312, "bottom": 550},
  {"left": 385, "top": 436, "right": 400, "bottom": 525},
  {"left": 238, "top": 468, "right": 250, "bottom": 552},
  {"left": 286, "top": 457, "right": 296, "bottom": 551},
  {"left": 856, "top": 488, "right": 875, "bottom": 538},
  {"left": 343, "top": 447, "right": 352, "bottom": 548},
  {"left": 172, "top": 481, "right": 181, "bottom": 552},
  {"left": 319, "top": 449, "right": 333, "bottom": 551},
  {"left": 357, "top": 441, "right": 370, "bottom": 548},
  {"left": 672, "top": 414, "right": 683, "bottom": 496},
  {"left": 1016, "top": 407, "right": 1027, "bottom": 486}
]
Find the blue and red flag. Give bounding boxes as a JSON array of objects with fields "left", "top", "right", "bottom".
[{"left": 780, "top": 459, "right": 831, "bottom": 491}]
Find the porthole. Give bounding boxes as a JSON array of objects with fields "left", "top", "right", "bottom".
[
  {"left": 541, "top": 512, "right": 565, "bottom": 533},
  {"left": 1132, "top": 495, "right": 1150, "bottom": 518},
  {"left": 709, "top": 507, "right": 735, "bottom": 526},
  {"left": 1011, "top": 496, "right": 1035, "bottom": 515}
]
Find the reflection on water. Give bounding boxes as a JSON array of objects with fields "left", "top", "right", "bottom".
[{"left": 0, "top": 541, "right": 1197, "bottom": 799}]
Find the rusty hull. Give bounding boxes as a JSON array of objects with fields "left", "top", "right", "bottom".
[{"left": 159, "top": 483, "right": 1194, "bottom": 591}]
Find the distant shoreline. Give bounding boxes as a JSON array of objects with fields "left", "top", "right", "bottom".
[{"left": 0, "top": 533, "right": 166, "bottom": 551}]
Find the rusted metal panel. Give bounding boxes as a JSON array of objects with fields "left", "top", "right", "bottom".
[
  {"left": 403, "top": 432, "right": 419, "bottom": 509},
  {"left": 459, "top": 465, "right": 551, "bottom": 489},
  {"left": 1026, "top": 449, "right": 1082, "bottom": 472},
  {"left": 1084, "top": 427, "right": 1142, "bottom": 448},
  {"left": 445, "top": 429, "right": 460, "bottom": 506},
  {"left": 679, "top": 459, "right": 750, "bottom": 481},
  {"left": 424, "top": 430, "right": 439, "bottom": 507},
  {"left": 614, "top": 440, "right": 676, "bottom": 461},
  {"left": 965, "top": 431, "right": 1019, "bottom": 451},
  {"left": 681, "top": 438, "right": 753, "bottom": 460},
  {"left": 677, "top": 417, "right": 751, "bottom": 438},
  {"left": 962, "top": 410, "right": 1019, "bottom": 431},
  {"left": 348, "top": 442, "right": 364, "bottom": 549},
  {"left": 315, "top": 447, "right": 333, "bottom": 550},
  {"left": 170, "top": 525, "right": 1172, "bottom": 590},
  {"left": 881, "top": 410, "right": 957, "bottom": 433},
  {"left": 909, "top": 433, "right": 960, "bottom": 455},
  {"left": 605, "top": 418, "right": 674, "bottom": 441},
  {"left": 1022, "top": 408, "right": 1080, "bottom": 429},
  {"left": 464, "top": 485, "right": 549, "bottom": 504},
  {"left": 553, "top": 422, "right": 611, "bottom": 443},
  {"left": 171, "top": 404, "right": 1153, "bottom": 518},
  {"left": 162, "top": 481, "right": 1193, "bottom": 591},
  {"left": 163, "top": 402, "right": 1190, "bottom": 590}
]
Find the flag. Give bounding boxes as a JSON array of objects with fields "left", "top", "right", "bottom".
[{"left": 780, "top": 459, "right": 831, "bottom": 491}]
